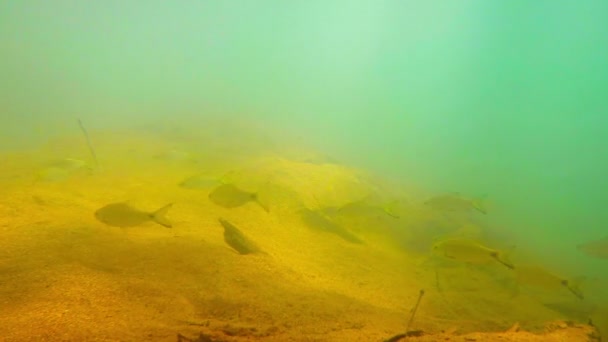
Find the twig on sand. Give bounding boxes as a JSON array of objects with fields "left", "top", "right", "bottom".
[
  {"left": 384, "top": 289, "right": 426, "bottom": 342},
  {"left": 78, "top": 119, "right": 100, "bottom": 171}
]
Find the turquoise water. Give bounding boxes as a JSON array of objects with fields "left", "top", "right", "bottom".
[{"left": 1, "top": 0, "right": 607, "bottom": 331}]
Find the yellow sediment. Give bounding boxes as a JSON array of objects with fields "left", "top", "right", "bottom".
[{"left": 0, "top": 129, "right": 598, "bottom": 341}]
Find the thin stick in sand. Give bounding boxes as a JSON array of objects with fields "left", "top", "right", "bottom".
[
  {"left": 78, "top": 119, "right": 100, "bottom": 171},
  {"left": 384, "top": 289, "right": 426, "bottom": 342}
]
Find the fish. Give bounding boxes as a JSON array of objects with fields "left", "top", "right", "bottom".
[
  {"left": 218, "top": 218, "right": 262, "bottom": 254},
  {"left": 432, "top": 238, "right": 513, "bottom": 269},
  {"left": 36, "top": 158, "right": 91, "bottom": 182},
  {"left": 515, "top": 265, "right": 584, "bottom": 299},
  {"left": 424, "top": 193, "right": 486, "bottom": 214},
  {"left": 94, "top": 202, "right": 173, "bottom": 228},
  {"left": 179, "top": 174, "right": 221, "bottom": 189},
  {"left": 208, "top": 184, "right": 269, "bottom": 212},
  {"left": 36, "top": 167, "right": 73, "bottom": 182},
  {"left": 154, "top": 149, "right": 192, "bottom": 162},
  {"left": 577, "top": 237, "right": 608, "bottom": 259},
  {"left": 48, "top": 158, "right": 90, "bottom": 170},
  {"left": 330, "top": 197, "right": 406, "bottom": 219},
  {"left": 153, "top": 149, "right": 200, "bottom": 167},
  {"left": 382, "top": 199, "right": 405, "bottom": 218},
  {"left": 300, "top": 208, "right": 363, "bottom": 244}
]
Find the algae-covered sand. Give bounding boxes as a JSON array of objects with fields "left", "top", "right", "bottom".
[{"left": 0, "top": 122, "right": 600, "bottom": 341}]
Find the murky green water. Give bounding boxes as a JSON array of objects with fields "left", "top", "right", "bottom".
[{"left": 1, "top": 2, "right": 607, "bottom": 340}]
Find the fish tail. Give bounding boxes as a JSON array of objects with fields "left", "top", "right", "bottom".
[
  {"left": 151, "top": 203, "right": 173, "bottom": 228},
  {"left": 252, "top": 193, "right": 270, "bottom": 212},
  {"left": 472, "top": 199, "right": 487, "bottom": 214},
  {"left": 493, "top": 249, "right": 515, "bottom": 269},
  {"left": 561, "top": 279, "right": 585, "bottom": 300},
  {"left": 382, "top": 200, "right": 401, "bottom": 218}
]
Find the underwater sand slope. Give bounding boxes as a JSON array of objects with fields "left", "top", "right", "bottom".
[{"left": 0, "top": 127, "right": 600, "bottom": 341}]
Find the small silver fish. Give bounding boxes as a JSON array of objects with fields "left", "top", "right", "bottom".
[
  {"left": 48, "top": 158, "right": 90, "bottom": 170},
  {"left": 36, "top": 158, "right": 91, "bottom": 182},
  {"left": 179, "top": 174, "right": 220, "bottom": 189},
  {"left": 577, "top": 237, "right": 608, "bottom": 259},
  {"left": 515, "top": 265, "right": 584, "bottom": 299},
  {"left": 218, "top": 218, "right": 262, "bottom": 255},
  {"left": 154, "top": 149, "right": 192, "bottom": 162},
  {"left": 300, "top": 208, "right": 363, "bottom": 244},
  {"left": 432, "top": 238, "right": 513, "bottom": 269},
  {"left": 95, "top": 202, "right": 173, "bottom": 228},
  {"left": 425, "top": 193, "right": 486, "bottom": 214},
  {"left": 209, "top": 184, "right": 269, "bottom": 211}
]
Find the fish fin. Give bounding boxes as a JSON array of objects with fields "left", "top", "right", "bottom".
[{"left": 151, "top": 203, "right": 173, "bottom": 228}]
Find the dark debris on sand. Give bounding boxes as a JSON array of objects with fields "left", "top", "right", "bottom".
[{"left": 177, "top": 332, "right": 221, "bottom": 342}]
